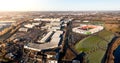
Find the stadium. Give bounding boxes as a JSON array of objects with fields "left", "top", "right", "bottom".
[{"left": 72, "top": 24, "right": 104, "bottom": 35}]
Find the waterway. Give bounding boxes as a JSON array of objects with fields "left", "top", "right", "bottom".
[{"left": 113, "top": 45, "right": 120, "bottom": 63}]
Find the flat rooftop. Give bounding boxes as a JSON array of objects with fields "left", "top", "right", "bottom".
[
  {"left": 24, "top": 30, "right": 63, "bottom": 51},
  {"left": 24, "top": 40, "right": 60, "bottom": 51}
]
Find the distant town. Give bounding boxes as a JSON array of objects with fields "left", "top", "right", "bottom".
[{"left": 0, "top": 11, "right": 120, "bottom": 63}]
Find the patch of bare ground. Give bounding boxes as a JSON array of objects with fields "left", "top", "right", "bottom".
[{"left": 63, "top": 48, "right": 76, "bottom": 60}]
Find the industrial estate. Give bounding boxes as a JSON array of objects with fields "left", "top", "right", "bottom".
[{"left": 0, "top": 11, "right": 120, "bottom": 63}]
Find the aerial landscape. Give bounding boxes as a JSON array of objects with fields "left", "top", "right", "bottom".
[{"left": 0, "top": 0, "right": 120, "bottom": 63}]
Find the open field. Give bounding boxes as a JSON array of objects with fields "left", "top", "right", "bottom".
[{"left": 75, "top": 30, "right": 114, "bottom": 63}]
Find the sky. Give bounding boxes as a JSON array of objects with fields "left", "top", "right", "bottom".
[{"left": 0, "top": 0, "right": 119, "bottom": 11}]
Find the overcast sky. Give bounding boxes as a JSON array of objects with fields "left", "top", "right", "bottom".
[{"left": 0, "top": 0, "right": 119, "bottom": 11}]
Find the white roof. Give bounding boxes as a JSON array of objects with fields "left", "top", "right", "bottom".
[
  {"left": 24, "top": 24, "right": 34, "bottom": 28},
  {"left": 83, "top": 20, "right": 89, "bottom": 22},
  {"left": 52, "top": 31, "right": 63, "bottom": 38},
  {"left": 34, "top": 18, "right": 41, "bottom": 21},
  {"left": 24, "top": 30, "right": 64, "bottom": 51},
  {"left": 50, "top": 38, "right": 61, "bottom": 44},
  {"left": 24, "top": 41, "right": 60, "bottom": 51},
  {"left": 51, "top": 27, "right": 61, "bottom": 30},
  {"left": 32, "top": 23, "right": 40, "bottom": 25},
  {"left": 19, "top": 28, "right": 28, "bottom": 32},
  {"left": 39, "top": 31, "right": 53, "bottom": 43}
]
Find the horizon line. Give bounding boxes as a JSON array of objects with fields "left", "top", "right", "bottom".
[{"left": 0, "top": 10, "right": 120, "bottom": 12}]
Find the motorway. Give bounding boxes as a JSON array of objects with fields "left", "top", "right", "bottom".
[
  {"left": 0, "top": 26, "right": 19, "bottom": 42},
  {"left": 58, "top": 20, "right": 78, "bottom": 62},
  {"left": 0, "top": 21, "right": 26, "bottom": 42}
]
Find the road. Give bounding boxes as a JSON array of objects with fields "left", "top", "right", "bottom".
[
  {"left": 0, "top": 21, "right": 25, "bottom": 42},
  {"left": 58, "top": 19, "right": 78, "bottom": 62}
]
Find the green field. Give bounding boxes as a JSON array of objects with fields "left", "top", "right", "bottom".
[{"left": 75, "top": 30, "right": 114, "bottom": 63}]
